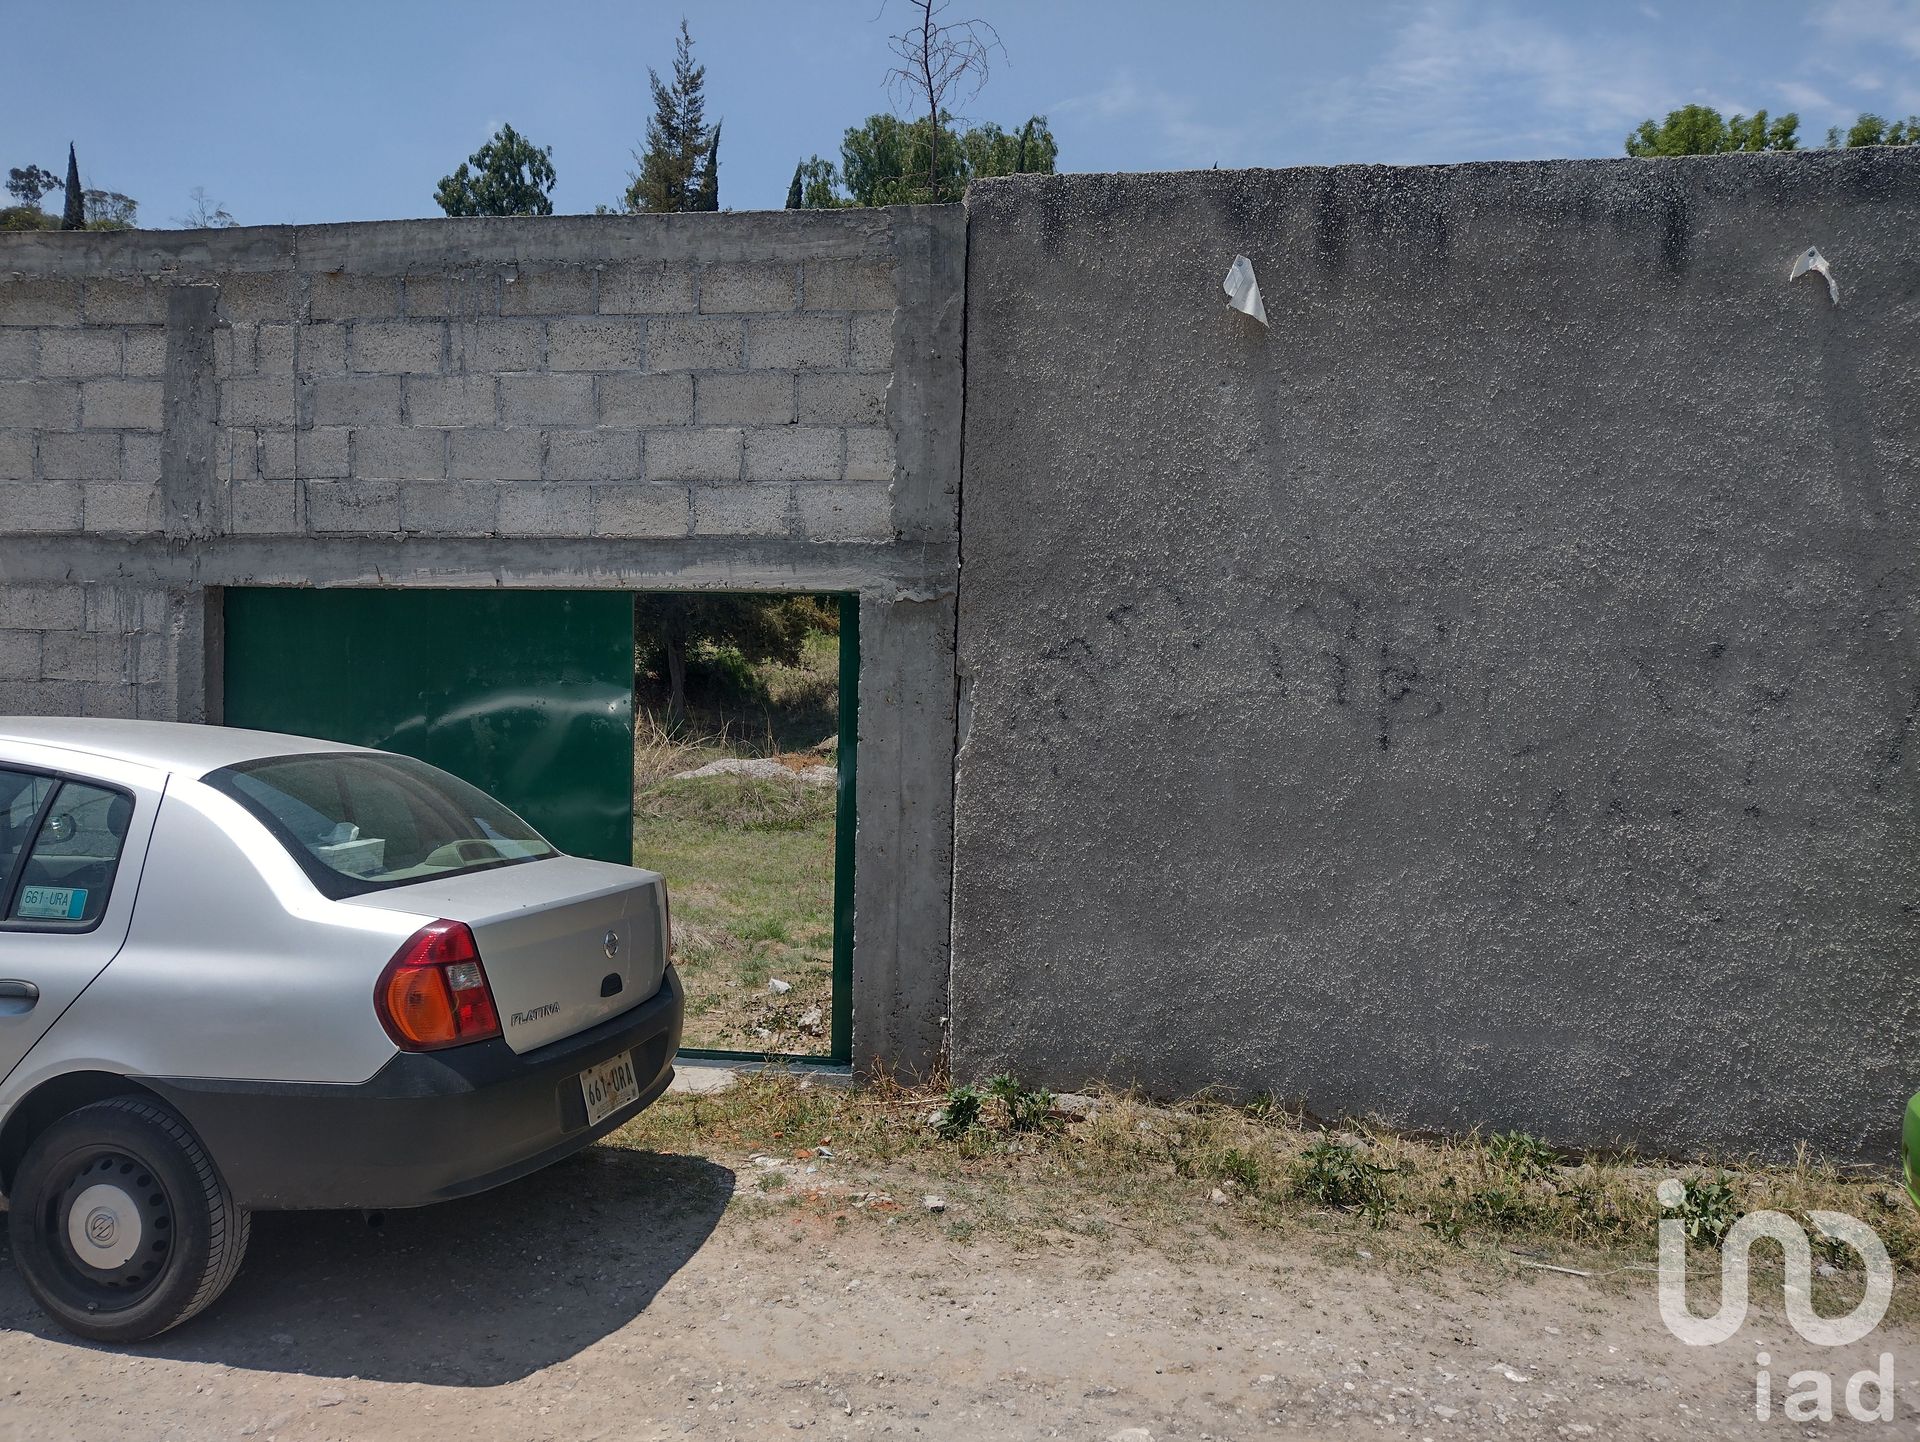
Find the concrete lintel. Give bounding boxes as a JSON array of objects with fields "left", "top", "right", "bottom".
[{"left": 0, "top": 534, "right": 956, "bottom": 598}]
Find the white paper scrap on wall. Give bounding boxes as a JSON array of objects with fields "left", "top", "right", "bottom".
[
  {"left": 1223, "top": 254, "right": 1268, "bottom": 327},
  {"left": 1789, "top": 246, "right": 1840, "bottom": 305}
]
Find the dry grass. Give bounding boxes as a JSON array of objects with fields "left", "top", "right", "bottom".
[{"left": 614, "top": 1071, "right": 1920, "bottom": 1316}]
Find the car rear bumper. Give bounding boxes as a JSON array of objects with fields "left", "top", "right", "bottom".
[{"left": 146, "top": 965, "right": 684, "bottom": 1210}]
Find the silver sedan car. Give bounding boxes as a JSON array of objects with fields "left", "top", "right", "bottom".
[{"left": 0, "top": 718, "right": 682, "bottom": 1342}]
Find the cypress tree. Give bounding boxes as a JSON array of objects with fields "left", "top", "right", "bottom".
[
  {"left": 786, "top": 162, "right": 803, "bottom": 209},
  {"left": 624, "top": 19, "right": 710, "bottom": 213},
  {"left": 60, "top": 143, "right": 83, "bottom": 230},
  {"left": 693, "top": 124, "right": 720, "bottom": 212}
]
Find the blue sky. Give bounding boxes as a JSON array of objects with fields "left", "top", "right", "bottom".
[{"left": 8, "top": 0, "right": 1919, "bottom": 227}]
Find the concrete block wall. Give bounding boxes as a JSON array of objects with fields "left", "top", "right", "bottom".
[
  {"left": 0, "top": 208, "right": 965, "bottom": 1078},
  {"left": 0, "top": 216, "right": 904, "bottom": 562}
]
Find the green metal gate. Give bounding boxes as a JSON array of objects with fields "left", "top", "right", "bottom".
[{"left": 222, "top": 589, "right": 636, "bottom": 863}]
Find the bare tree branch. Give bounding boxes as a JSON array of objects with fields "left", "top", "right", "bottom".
[{"left": 883, "top": 0, "right": 1005, "bottom": 199}]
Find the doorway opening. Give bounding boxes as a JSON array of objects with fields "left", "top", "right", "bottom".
[
  {"left": 220, "top": 586, "right": 854, "bottom": 1067},
  {"left": 632, "top": 592, "right": 856, "bottom": 1064}
]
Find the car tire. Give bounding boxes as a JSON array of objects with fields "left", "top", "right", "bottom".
[{"left": 7, "top": 1096, "right": 251, "bottom": 1343}]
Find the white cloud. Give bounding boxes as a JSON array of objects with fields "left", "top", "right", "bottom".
[
  {"left": 1814, "top": 0, "right": 1920, "bottom": 60},
  {"left": 1776, "top": 80, "right": 1836, "bottom": 112},
  {"left": 1052, "top": 71, "right": 1251, "bottom": 169}
]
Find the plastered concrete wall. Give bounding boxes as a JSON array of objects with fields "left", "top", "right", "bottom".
[
  {"left": 0, "top": 208, "right": 964, "bottom": 1076},
  {"left": 952, "top": 150, "right": 1920, "bottom": 1160}
]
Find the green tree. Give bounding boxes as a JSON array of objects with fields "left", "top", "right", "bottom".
[
  {"left": 832, "top": 112, "right": 1056, "bottom": 206},
  {"left": 61, "top": 144, "right": 83, "bottom": 230},
  {"left": 80, "top": 189, "right": 138, "bottom": 229},
  {"left": 636, "top": 595, "right": 831, "bottom": 730},
  {"left": 692, "top": 122, "right": 720, "bottom": 212},
  {"left": 1625, "top": 104, "right": 1799, "bottom": 156},
  {"left": 1827, "top": 112, "right": 1920, "bottom": 147},
  {"left": 625, "top": 19, "right": 715, "bottom": 214},
  {"left": 789, "top": 155, "right": 851, "bottom": 208},
  {"left": 2, "top": 164, "right": 60, "bottom": 232},
  {"left": 435, "top": 123, "right": 556, "bottom": 216}
]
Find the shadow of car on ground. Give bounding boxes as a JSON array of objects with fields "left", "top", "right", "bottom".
[{"left": 0, "top": 1146, "right": 733, "bottom": 1385}]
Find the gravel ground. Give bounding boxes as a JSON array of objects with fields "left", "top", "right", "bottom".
[{"left": 0, "top": 1139, "right": 1912, "bottom": 1441}]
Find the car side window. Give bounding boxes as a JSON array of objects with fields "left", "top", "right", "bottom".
[
  {"left": 0, "top": 768, "right": 55, "bottom": 899},
  {"left": 4, "top": 780, "right": 134, "bottom": 930}
]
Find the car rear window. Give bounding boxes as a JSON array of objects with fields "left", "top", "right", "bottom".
[{"left": 205, "top": 752, "right": 558, "bottom": 899}]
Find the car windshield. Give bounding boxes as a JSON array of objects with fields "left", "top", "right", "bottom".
[{"left": 206, "top": 752, "right": 558, "bottom": 898}]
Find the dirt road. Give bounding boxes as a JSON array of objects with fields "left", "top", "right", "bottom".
[{"left": 0, "top": 1139, "right": 1911, "bottom": 1440}]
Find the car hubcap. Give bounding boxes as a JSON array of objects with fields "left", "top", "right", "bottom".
[{"left": 50, "top": 1152, "right": 172, "bottom": 1300}]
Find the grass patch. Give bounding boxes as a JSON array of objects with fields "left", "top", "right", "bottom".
[{"left": 613, "top": 1073, "right": 1920, "bottom": 1316}]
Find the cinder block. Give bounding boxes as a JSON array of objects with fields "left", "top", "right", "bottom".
[
  {"left": 844, "top": 427, "right": 895, "bottom": 481},
  {"left": 795, "top": 372, "right": 887, "bottom": 426},
  {"left": 498, "top": 482, "right": 594, "bottom": 537},
  {"left": 0, "top": 480, "right": 82, "bottom": 533},
  {"left": 255, "top": 323, "right": 297, "bottom": 375},
  {"left": 305, "top": 479, "right": 400, "bottom": 533},
  {"left": 646, "top": 316, "right": 742, "bottom": 373},
  {"left": 352, "top": 426, "right": 445, "bottom": 479},
  {"left": 82, "top": 585, "right": 170, "bottom": 633},
  {"left": 348, "top": 321, "right": 445, "bottom": 375},
  {"left": 500, "top": 373, "right": 594, "bottom": 426},
  {"left": 0, "top": 277, "right": 83, "bottom": 327},
  {"left": 699, "top": 263, "right": 798, "bottom": 314},
  {"left": 220, "top": 376, "right": 293, "bottom": 429},
  {"left": 40, "top": 431, "right": 120, "bottom": 481},
  {"left": 448, "top": 428, "right": 542, "bottom": 482},
  {"left": 215, "top": 324, "right": 257, "bottom": 379},
  {"left": 405, "top": 375, "right": 496, "bottom": 428},
  {"left": 689, "top": 482, "right": 791, "bottom": 537},
  {"left": 309, "top": 272, "right": 402, "bottom": 321},
  {"left": 400, "top": 481, "right": 499, "bottom": 536},
  {"left": 0, "top": 331, "right": 36, "bottom": 380},
  {"left": 546, "top": 429, "right": 639, "bottom": 481},
  {"left": 0, "top": 481, "right": 80, "bottom": 533},
  {"left": 215, "top": 273, "right": 295, "bottom": 323},
  {"left": 747, "top": 314, "right": 847, "bottom": 371},
  {"left": 41, "top": 330, "right": 121, "bottom": 379},
  {"left": 850, "top": 311, "right": 892, "bottom": 370},
  {"left": 451, "top": 319, "right": 544, "bottom": 373},
  {"left": 123, "top": 329, "right": 166, "bottom": 377},
  {"left": 0, "top": 430, "right": 31, "bottom": 481},
  {"left": 646, "top": 427, "right": 741, "bottom": 482},
  {"left": 40, "top": 630, "right": 106, "bottom": 682},
  {"left": 82, "top": 379, "right": 164, "bottom": 430},
  {"left": 296, "top": 322, "right": 348, "bottom": 375},
  {"left": 697, "top": 372, "right": 793, "bottom": 426},
  {"left": 257, "top": 429, "right": 297, "bottom": 481},
  {"left": 802, "top": 259, "right": 894, "bottom": 311},
  {"left": 301, "top": 375, "right": 402, "bottom": 428},
  {"left": 407, "top": 270, "right": 498, "bottom": 319},
  {"left": 547, "top": 316, "right": 646, "bottom": 372},
  {"left": 744, "top": 427, "right": 842, "bottom": 482},
  {"left": 795, "top": 481, "right": 893, "bottom": 541},
  {"left": 122, "top": 432, "right": 163, "bottom": 484},
  {"left": 600, "top": 373, "right": 692, "bottom": 428},
  {"left": 0, "top": 583, "right": 84, "bottom": 629},
  {"left": 0, "top": 630, "right": 40, "bottom": 681},
  {"left": 500, "top": 268, "right": 594, "bottom": 316},
  {"left": 295, "top": 426, "right": 350, "bottom": 479},
  {"left": 82, "top": 278, "right": 167, "bottom": 326},
  {"left": 0, "top": 678, "right": 85, "bottom": 717},
  {"left": 594, "top": 483, "right": 690, "bottom": 538},
  {"left": 601, "top": 261, "right": 695, "bottom": 315},
  {"left": 82, "top": 481, "right": 161, "bottom": 535},
  {"left": 229, "top": 480, "right": 299, "bottom": 534},
  {"left": 221, "top": 428, "right": 261, "bottom": 484},
  {"left": 0, "top": 381, "right": 80, "bottom": 431}
]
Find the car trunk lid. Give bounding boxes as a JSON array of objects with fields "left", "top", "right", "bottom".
[{"left": 344, "top": 856, "right": 669, "bottom": 1054}]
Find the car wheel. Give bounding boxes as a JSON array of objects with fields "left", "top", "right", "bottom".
[{"left": 7, "top": 1096, "right": 251, "bottom": 1343}]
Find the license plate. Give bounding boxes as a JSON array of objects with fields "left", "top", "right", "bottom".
[{"left": 580, "top": 1051, "right": 640, "bottom": 1125}]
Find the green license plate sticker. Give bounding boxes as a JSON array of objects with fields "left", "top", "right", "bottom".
[{"left": 17, "top": 886, "right": 86, "bottom": 921}]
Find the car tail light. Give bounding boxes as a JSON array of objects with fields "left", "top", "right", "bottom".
[{"left": 375, "top": 921, "right": 502, "bottom": 1051}]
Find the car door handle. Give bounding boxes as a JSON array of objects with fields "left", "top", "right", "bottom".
[{"left": 0, "top": 980, "right": 39, "bottom": 1015}]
